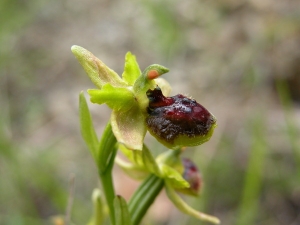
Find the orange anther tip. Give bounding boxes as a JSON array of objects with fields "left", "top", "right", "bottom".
[{"left": 147, "top": 70, "right": 159, "bottom": 80}]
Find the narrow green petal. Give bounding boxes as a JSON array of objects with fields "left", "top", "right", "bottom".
[
  {"left": 114, "top": 195, "right": 132, "bottom": 225},
  {"left": 160, "top": 164, "right": 189, "bottom": 189},
  {"left": 122, "top": 52, "right": 141, "bottom": 85},
  {"left": 71, "top": 45, "right": 127, "bottom": 88},
  {"left": 88, "top": 84, "right": 134, "bottom": 111},
  {"left": 79, "top": 92, "right": 99, "bottom": 161},
  {"left": 165, "top": 182, "right": 220, "bottom": 224},
  {"left": 111, "top": 107, "right": 146, "bottom": 150}
]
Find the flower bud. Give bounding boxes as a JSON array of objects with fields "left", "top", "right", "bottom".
[
  {"left": 146, "top": 87, "right": 217, "bottom": 149},
  {"left": 180, "top": 158, "right": 202, "bottom": 196}
]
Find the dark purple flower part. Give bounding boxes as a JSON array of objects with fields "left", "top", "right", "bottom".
[
  {"left": 182, "top": 158, "right": 202, "bottom": 195},
  {"left": 146, "top": 87, "right": 216, "bottom": 149}
]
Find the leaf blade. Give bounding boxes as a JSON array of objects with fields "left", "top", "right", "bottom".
[
  {"left": 79, "top": 92, "right": 99, "bottom": 161},
  {"left": 114, "top": 195, "right": 132, "bottom": 225}
]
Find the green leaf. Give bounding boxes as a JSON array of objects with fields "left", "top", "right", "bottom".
[
  {"left": 165, "top": 182, "right": 220, "bottom": 224},
  {"left": 79, "top": 92, "right": 99, "bottom": 161},
  {"left": 114, "top": 195, "right": 132, "bottom": 225},
  {"left": 142, "top": 145, "right": 161, "bottom": 176},
  {"left": 128, "top": 175, "right": 164, "bottom": 225},
  {"left": 98, "top": 122, "right": 118, "bottom": 173},
  {"left": 122, "top": 52, "right": 141, "bottom": 85},
  {"left": 111, "top": 106, "right": 146, "bottom": 150},
  {"left": 88, "top": 84, "right": 134, "bottom": 111},
  {"left": 71, "top": 45, "right": 127, "bottom": 88},
  {"left": 97, "top": 122, "right": 118, "bottom": 224},
  {"left": 160, "top": 164, "right": 189, "bottom": 189}
]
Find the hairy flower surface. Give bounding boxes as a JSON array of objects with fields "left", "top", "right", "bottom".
[{"left": 146, "top": 87, "right": 217, "bottom": 149}]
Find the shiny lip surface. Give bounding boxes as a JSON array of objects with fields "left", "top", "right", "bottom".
[{"left": 146, "top": 87, "right": 216, "bottom": 143}]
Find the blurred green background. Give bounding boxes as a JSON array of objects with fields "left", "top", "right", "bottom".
[{"left": 1, "top": 0, "right": 300, "bottom": 224}]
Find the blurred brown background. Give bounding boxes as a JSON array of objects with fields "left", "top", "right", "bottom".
[{"left": 1, "top": 0, "right": 300, "bottom": 224}]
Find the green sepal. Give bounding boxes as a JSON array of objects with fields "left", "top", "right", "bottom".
[
  {"left": 88, "top": 84, "right": 134, "bottom": 111},
  {"left": 165, "top": 181, "right": 220, "bottom": 224},
  {"left": 79, "top": 92, "right": 99, "bottom": 162},
  {"left": 122, "top": 52, "right": 141, "bottom": 85},
  {"left": 71, "top": 45, "right": 127, "bottom": 88},
  {"left": 160, "top": 164, "right": 190, "bottom": 189},
  {"left": 111, "top": 106, "right": 146, "bottom": 150},
  {"left": 114, "top": 195, "right": 132, "bottom": 225}
]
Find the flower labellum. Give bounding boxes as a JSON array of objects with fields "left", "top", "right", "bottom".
[
  {"left": 146, "top": 87, "right": 217, "bottom": 149},
  {"left": 180, "top": 158, "right": 202, "bottom": 196}
]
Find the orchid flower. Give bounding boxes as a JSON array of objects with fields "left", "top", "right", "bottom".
[
  {"left": 72, "top": 45, "right": 170, "bottom": 151},
  {"left": 72, "top": 46, "right": 219, "bottom": 225}
]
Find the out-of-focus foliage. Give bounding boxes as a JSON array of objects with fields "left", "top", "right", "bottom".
[{"left": 1, "top": 0, "right": 300, "bottom": 224}]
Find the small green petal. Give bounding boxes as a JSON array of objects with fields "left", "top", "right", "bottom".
[
  {"left": 122, "top": 52, "right": 141, "bottom": 85},
  {"left": 88, "top": 84, "right": 134, "bottom": 111},
  {"left": 111, "top": 106, "right": 146, "bottom": 150},
  {"left": 160, "top": 164, "right": 190, "bottom": 189},
  {"left": 71, "top": 45, "right": 127, "bottom": 88}
]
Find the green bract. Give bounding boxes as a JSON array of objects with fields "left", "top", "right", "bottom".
[
  {"left": 117, "top": 145, "right": 189, "bottom": 189},
  {"left": 116, "top": 146, "right": 220, "bottom": 224},
  {"left": 72, "top": 45, "right": 170, "bottom": 150}
]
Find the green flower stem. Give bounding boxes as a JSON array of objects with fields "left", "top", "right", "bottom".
[
  {"left": 128, "top": 174, "right": 164, "bottom": 225},
  {"left": 99, "top": 170, "right": 116, "bottom": 225},
  {"left": 98, "top": 122, "right": 118, "bottom": 225}
]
